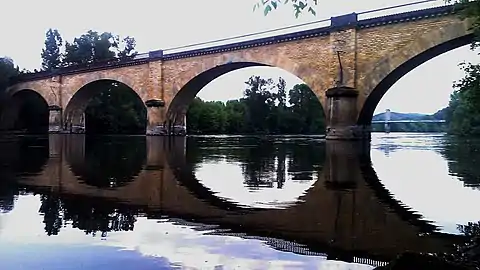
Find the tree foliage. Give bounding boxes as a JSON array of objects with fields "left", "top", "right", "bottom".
[
  {"left": 63, "top": 30, "right": 137, "bottom": 66},
  {"left": 186, "top": 76, "right": 325, "bottom": 135},
  {"left": 40, "top": 29, "right": 138, "bottom": 69},
  {"left": 41, "top": 28, "right": 63, "bottom": 71},
  {"left": 254, "top": 0, "right": 318, "bottom": 17},
  {"left": 448, "top": 0, "right": 480, "bottom": 49},
  {"left": 446, "top": 62, "right": 480, "bottom": 135},
  {"left": 84, "top": 82, "right": 147, "bottom": 134},
  {"left": 0, "top": 57, "right": 19, "bottom": 93}
]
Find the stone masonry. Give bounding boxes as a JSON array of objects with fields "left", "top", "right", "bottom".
[{"left": 6, "top": 5, "right": 473, "bottom": 139}]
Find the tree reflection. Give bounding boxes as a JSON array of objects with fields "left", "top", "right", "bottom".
[
  {"left": 441, "top": 136, "right": 480, "bottom": 189},
  {"left": 187, "top": 136, "right": 325, "bottom": 189},
  {"left": 68, "top": 136, "right": 146, "bottom": 188},
  {"left": 0, "top": 136, "right": 48, "bottom": 212},
  {"left": 442, "top": 221, "right": 480, "bottom": 268},
  {"left": 38, "top": 192, "right": 138, "bottom": 237},
  {"left": 39, "top": 193, "right": 63, "bottom": 235}
]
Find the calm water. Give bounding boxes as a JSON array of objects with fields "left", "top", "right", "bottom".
[{"left": 0, "top": 133, "right": 479, "bottom": 269}]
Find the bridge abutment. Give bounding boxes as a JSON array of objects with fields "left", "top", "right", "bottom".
[{"left": 325, "top": 87, "right": 370, "bottom": 141}]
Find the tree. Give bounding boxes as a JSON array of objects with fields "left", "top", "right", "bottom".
[
  {"left": 63, "top": 31, "right": 117, "bottom": 66},
  {"left": 254, "top": 0, "right": 318, "bottom": 17},
  {"left": 117, "top": 36, "right": 138, "bottom": 60},
  {"left": 0, "top": 57, "right": 20, "bottom": 109},
  {"left": 184, "top": 77, "right": 325, "bottom": 135},
  {"left": 41, "top": 28, "right": 63, "bottom": 71},
  {"left": 447, "top": 63, "right": 480, "bottom": 135},
  {"left": 243, "top": 75, "right": 276, "bottom": 133},
  {"left": 447, "top": 0, "right": 480, "bottom": 49},
  {"left": 62, "top": 30, "right": 137, "bottom": 67},
  {"left": 85, "top": 81, "right": 147, "bottom": 134}
]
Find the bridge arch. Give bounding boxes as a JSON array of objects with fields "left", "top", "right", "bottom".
[
  {"left": 0, "top": 89, "right": 49, "bottom": 134},
  {"left": 357, "top": 21, "right": 473, "bottom": 125},
  {"left": 63, "top": 79, "right": 147, "bottom": 133},
  {"left": 165, "top": 61, "right": 326, "bottom": 128}
]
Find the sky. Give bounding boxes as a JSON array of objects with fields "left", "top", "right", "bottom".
[{"left": 0, "top": 0, "right": 478, "bottom": 114}]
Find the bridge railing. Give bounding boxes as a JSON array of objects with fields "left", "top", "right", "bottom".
[{"left": 161, "top": 0, "right": 443, "bottom": 55}]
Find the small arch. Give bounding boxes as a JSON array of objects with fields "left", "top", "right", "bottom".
[
  {"left": 165, "top": 62, "right": 326, "bottom": 130},
  {"left": 64, "top": 79, "right": 147, "bottom": 134},
  {"left": 0, "top": 89, "right": 49, "bottom": 134},
  {"left": 357, "top": 22, "right": 473, "bottom": 125}
]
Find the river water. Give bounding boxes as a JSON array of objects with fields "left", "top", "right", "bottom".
[{"left": 0, "top": 133, "right": 478, "bottom": 269}]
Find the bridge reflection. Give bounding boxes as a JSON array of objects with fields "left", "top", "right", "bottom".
[{"left": 0, "top": 135, "right": 462, "bottom": 263}]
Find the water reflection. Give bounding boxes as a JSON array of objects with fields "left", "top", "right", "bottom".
[
  {"left": 370, "top": 133, "right": 480, "bottom": 234},
  {"left": 191, "top": 136, "right": 325, "bottom": 208},
  {"left": 0, "top": 133, "right": 479, "bottom": 268}
]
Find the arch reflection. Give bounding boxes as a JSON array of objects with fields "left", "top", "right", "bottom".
[
  {"left": 66, "top": 135, "right": 146, "bottom": 188},
  {"left": 4, "top": 134, "right": 467, "bottom": 263},
  {"left": 188, "top": 136, "right": 326, "bottom": 209}
]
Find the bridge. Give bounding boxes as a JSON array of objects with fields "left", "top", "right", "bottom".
[
  {"left": 371, "top": 120, "right": 446, "bottom": 123},
  {"left": 0, "top": 135, "right": 462, "bottom": 266},
  {"left": 3, "top": 3, "right": 473, "bottom": 140}
]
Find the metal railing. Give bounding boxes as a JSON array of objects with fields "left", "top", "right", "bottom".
[
  {"left": 15, "top": 0, "right": 450, "bottom": 81},
  {"left": 162, "top": 0, "right": 442, "bottom": 55}
]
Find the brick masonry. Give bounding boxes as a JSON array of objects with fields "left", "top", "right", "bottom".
[{"left": 6, "top": 5, "right": 473, "bottom": 138}]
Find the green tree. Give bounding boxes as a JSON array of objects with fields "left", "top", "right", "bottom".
[
  {"left": 0, "top": 57, "right": 19, "bottom": 92},
  {"left": 184, "top": 77, "right": 325, "bottom": 135},
  {"left": 117, "top": 36, "right": 138, "bottom": 60},
  {"left": 447, "top": 0, "right": 480, "bottom": 49},
  {"left": 41, "top": 28, "right": 63, "bottom": 71},
  {"left": 85, "top": 81, "right": 147, "bottom": 134},
  {"left": 288, "top": 83, "right": 325, "bottom": 133},
  {"left": 447, "top": 62, "right": 480, "bottom": 135},
  {"left": 253, "top": 0, "right": 318, "bottom": 17},
  {"left": 244, "top": 75, "right": 276, "bottom": 133},
  {"left": 63, "top": 30, "right": 137, "bottom": 67}
]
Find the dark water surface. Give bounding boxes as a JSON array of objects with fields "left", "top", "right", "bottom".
[{"left": 0, "top": 133, "right": 478, "bottom": 269}]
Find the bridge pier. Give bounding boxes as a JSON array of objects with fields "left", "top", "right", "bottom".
[
  {"left": 48, "top": 106, "right": 63, "bottom": 133},
  {"left": 145, "top": 99, "right": 168, "bottom": 135},
  {"left": 325, "top": 87, "right": 370, "bottom": 141}
]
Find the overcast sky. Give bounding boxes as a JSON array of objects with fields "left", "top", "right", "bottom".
[{"left": 1, "top": 0, "right": 477, "bottom": 114}]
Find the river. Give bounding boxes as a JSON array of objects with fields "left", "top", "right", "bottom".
[{"left": 0, "top": 132, "right": 478, "bottom": 269}]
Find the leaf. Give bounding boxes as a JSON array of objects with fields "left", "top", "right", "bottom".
[
  {"left": 264, "top": 4, "right": 273, "bottom": 16},
  {"left": 271, "top": 1, "right": 278, "bottom": 9}
]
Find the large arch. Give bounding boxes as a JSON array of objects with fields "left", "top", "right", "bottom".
[
  {"left": 63, "top": 79, "right": 147, "bottom": 134},
  {"left": 357, "top": 22, "right": 474, "bottom": 125},
  {"left": 0, "top": 89, "right": 49, "bottom": 134},
  {"left": 165, "top": 62, "right": 326, "bottom": 131},
  {"left": 66, "top": 135, "right": 147, "bottom": 189}
]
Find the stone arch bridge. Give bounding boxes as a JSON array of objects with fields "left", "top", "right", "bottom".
[{"left": 6, "top": 5, "right": 473, "bottom": 140}]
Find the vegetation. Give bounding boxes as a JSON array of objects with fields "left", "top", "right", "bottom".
[
  {"left": 186, "top": 76, "right": 325, "bottom": 135},
  {"left": 253, "top": 0, "right": 318, "bottom": 17},
  {"left": 41, "top": 28, "right": 137, "bottom": 71}
]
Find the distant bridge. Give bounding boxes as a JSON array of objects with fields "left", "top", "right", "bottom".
[{"left": 371, "top": 120, "right": 446, "bottom": 124}]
